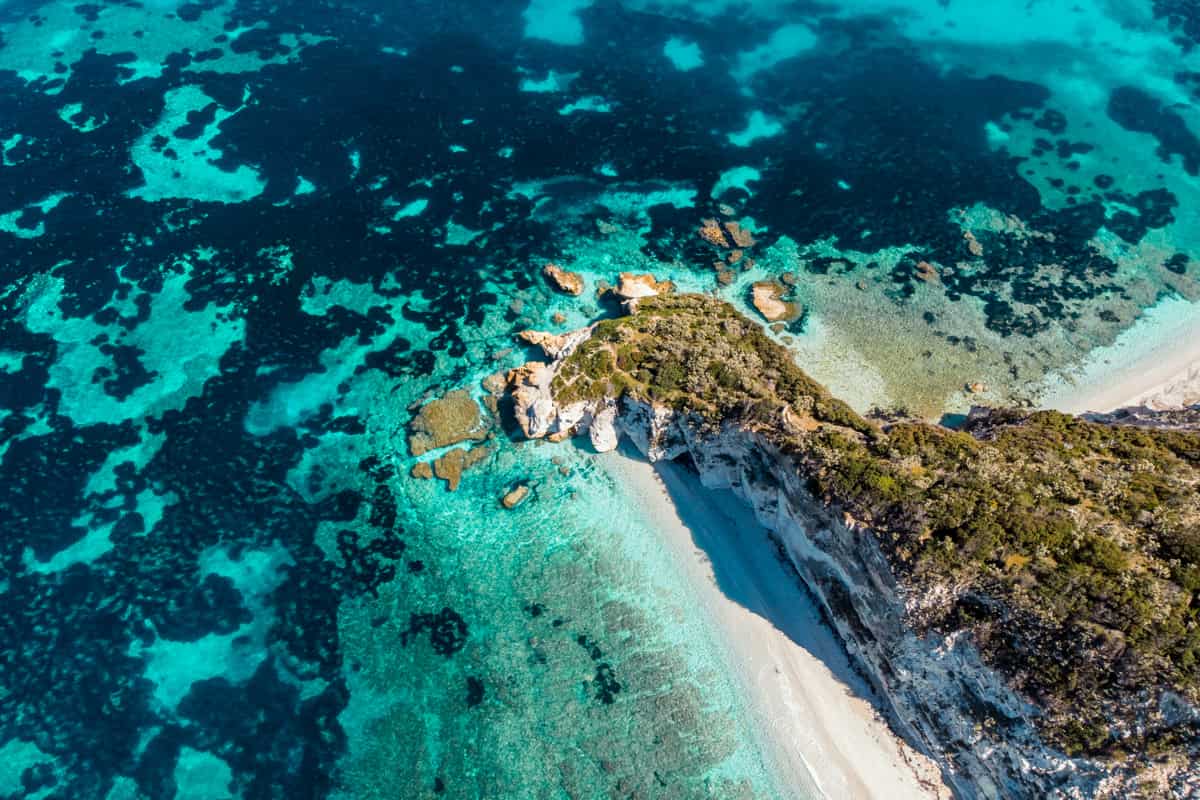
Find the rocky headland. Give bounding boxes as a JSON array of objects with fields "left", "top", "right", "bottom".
[{"left": 505, "top": 290, "right": 1200, "bottom": 799}]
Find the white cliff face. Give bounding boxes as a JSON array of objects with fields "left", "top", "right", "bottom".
[
  {"left": 507, "top": 361, "right": 558, "bottom": 439},
  {"left": 507, "top": 325, "right": 597, "bottom": 439},
  {"left": 588, "top": 400, "right": 619, "bottom": 453},
  {"left": 507, "top": 348, "right": 1145, "bottom": 799},
  {"left": 611, "top": 400, "right": 1112, "bottom": 798}
]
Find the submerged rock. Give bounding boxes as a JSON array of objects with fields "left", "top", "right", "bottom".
[
  {"left": 915, "top": 260, "right": 941, "bottom": 283},
  {"left": 543, "top": 262, "right": 584, "bottom": 296},
  {"left": 433, "top": 445, "right": 492, "bottom": 491},
  {"left": 504, "top": 292, "right": 1200, "bottom": 799},
  {"left": 408, "top": 390, "right": 490, "bottom": 457},
  {"left": 501, "top": 484, "right": 530, "bottom": 509}
]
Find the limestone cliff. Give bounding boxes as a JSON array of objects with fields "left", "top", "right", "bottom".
[{"left": 507, "top": 293, "right": 1200, "bottom": 799}]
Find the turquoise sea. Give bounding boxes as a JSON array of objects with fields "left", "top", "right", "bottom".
[{"left": 1, "top": 0, "right": 1199, "bottom": 797}]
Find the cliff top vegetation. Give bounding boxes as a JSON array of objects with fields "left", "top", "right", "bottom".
[{"left": 552, "top": 293, "right": 1200, "bottom": 758}]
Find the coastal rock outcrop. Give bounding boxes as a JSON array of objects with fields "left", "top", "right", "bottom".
[
  {"left": 614, "top": 272, "right": 674, "bottom": 301},
  {"left": 502, "top": 293, "right": 1200, "bottom": 799},
  {"left": 750, "top": 281, "right": 801, "bottom": 323},
  {"left": 543, "top": 262, "right": 584, "bottom": 295},
  {"left": 517, "top": 327, "right": 593, "bottom": 360}
]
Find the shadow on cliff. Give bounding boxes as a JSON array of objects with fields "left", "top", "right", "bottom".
[{"left": 613, "top": 440, "right": 880, "bottom": 708}]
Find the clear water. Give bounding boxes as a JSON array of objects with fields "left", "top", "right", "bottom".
[{"left": 1, "top": 0, "right": 1199, "bottom": 797}]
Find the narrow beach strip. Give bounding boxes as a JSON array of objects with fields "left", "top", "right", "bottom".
[
  {"left": 603, "top": 447, "right": 948, "bottom": 800},
  {"left": 1041, "top": 295, "right": 1200, "bottom": 414}
]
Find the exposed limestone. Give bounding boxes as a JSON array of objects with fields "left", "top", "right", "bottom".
[
  {"left": 481, "top": 370, "right": 508, "bottom": 395},
  {"left": 543, "top": 262, "right": 584, "bottom": 295},
  {"left": 750, "top": 281, "right": 801, "bottom": 323},
  {"left": 589, "top": 401, "right": 619, "bottom": 453},
  {"left": 614, "top": 272, "right": 674, "bottom": 301},
  {"left": 503, "top": 293, "right": 1200, "bottom": 800},
  {"left": 501, "top": 484, "right": 530, "bottom": 509},
  {"left": 410, "top": 461, "right": 433, "bottom": 480},
  {"left": 407, "top": 390, "right": 490, "bottom": 457},
  {"left": 517, "top": 328, "right": 594, "bottom": 360},
  {"left": 506, "top": 361, "right": 559, "bottom": 439}
]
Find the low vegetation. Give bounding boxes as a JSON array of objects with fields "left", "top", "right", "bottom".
[{"left": 552, "top": 293, "right": 1200, "bottom": 758}]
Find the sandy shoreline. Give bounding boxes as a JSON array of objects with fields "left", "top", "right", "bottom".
[
  {"left": 603, "top": 447, "right": 948, "bottom": 800},
  {"left": 1040, "top": 295, "right": 1200, "bottom": 414}
]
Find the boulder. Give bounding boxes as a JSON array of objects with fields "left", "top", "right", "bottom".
[
  {"left": 481, "top": 371, "right": 508, "bottom": 395},
  {"left": 543, "top": 263, "right": 584, "bottom": 296},
  {"left": 698, "top": 218, "right": 730, "bottom": 248},
  {"left": 723, "top": 220, "right": 756, "bottom": 248}
]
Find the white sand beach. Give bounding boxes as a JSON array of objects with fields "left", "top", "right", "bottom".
[
  {"left": 1041, "top": 295, "right": 1200, "bottom": 414},
  {"left": 603, "top": 448, "right": 949, "bottom": 800}
]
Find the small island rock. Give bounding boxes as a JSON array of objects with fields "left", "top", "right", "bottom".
[
  {"left": 543, "top": 263, "right": 584, "bottom": 296},
  {"left": 751, "top": 282, "right": 801, "bottom": 323}
]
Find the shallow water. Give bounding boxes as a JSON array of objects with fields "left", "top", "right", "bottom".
[{"left": 1, "top": 0, "right": 1199, "bottom": 797}]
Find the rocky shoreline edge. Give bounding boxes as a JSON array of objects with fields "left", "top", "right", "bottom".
[{"left": 490, "top": 281, "right": 1199, "bottom": 799}]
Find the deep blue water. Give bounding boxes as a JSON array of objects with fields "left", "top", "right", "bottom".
[{"left": 1, "top": 0, "right": 1199, "bottom": 797}]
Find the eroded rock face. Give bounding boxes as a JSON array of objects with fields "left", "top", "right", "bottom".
[
  {"left": 514, "top": 390, "right": 1101, "bottom": 798},
  {"left": 506, "top": 323, "right": 596, "bottom": 439},
  {"left": 506, "top": 361, "right": 558, "bottom": 439},
  {"left": 588, "top": 400, "right": 619, "bottom": 453},
  {"left": 408, "top": 390, "right": 490, "bottom": 456},
  {"left": 503, "top": 303, "right": 1200, "bottom": 800},
  {"left": 750, "top": 281, "right": 801, "bottom": 323},
  {"left": 543, "top": 263, "right": 584, "bottom": 296},
  {"left": 517, "top": 327, "right": 593, "bottom": 360}
]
